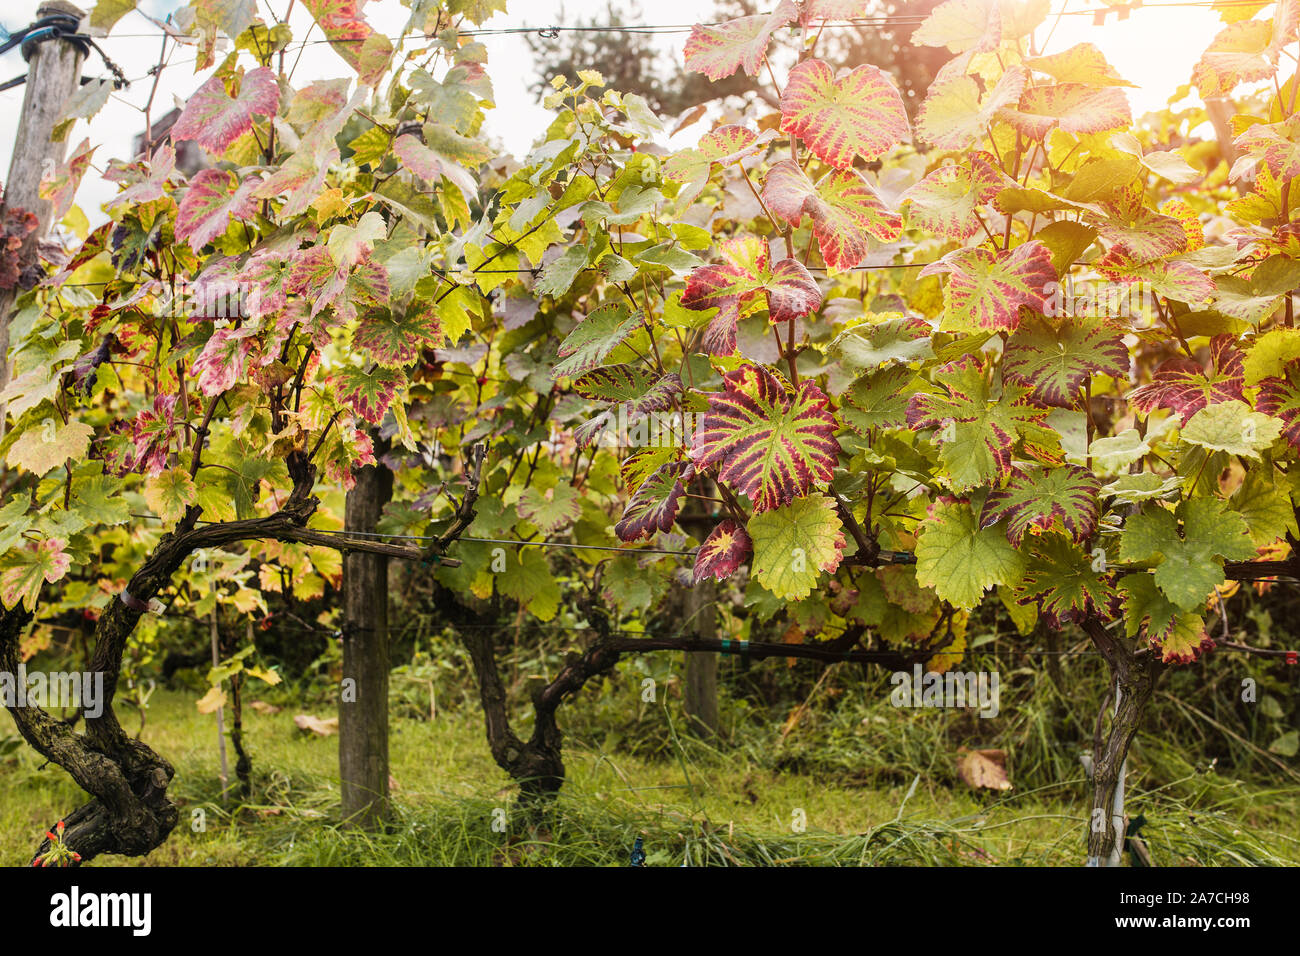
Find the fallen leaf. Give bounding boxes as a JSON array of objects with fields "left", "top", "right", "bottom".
[
  {"left": 250, "top": 700, "right": 282, "bottom": 715},
  {"left": 294, "top": 714, "right": 339, "bottom": 736},
  {"left": 956, "top": 747, "right": 1012, "bottom": 790}
]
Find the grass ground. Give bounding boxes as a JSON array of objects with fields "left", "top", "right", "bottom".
[{"left": 3, "top": 677, "right": 1298, "bottom": 866}]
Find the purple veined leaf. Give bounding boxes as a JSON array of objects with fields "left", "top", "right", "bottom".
[
  {"left": 899, "top": 152, "right": 1004, "bottom": 241},
  {"left": 683, "top": 1, "right": 797, "bottom": 81},
  {"left": 175, "top": 169, "right": 260, "bottom": 253},
  {"left": 762, "top": 160, "right": 902, "bottom": 271},
  {"left": 104, "top": 145, "right": 176, "bottom": 209},
  {"left": 300, "top": 0, "right": 394, "bottom": 87},
  {"left": 1088, "top": 202, "right": 1188, "bottom": 261},
  {"left": 1095, "top": 251, "right": 1215, "bottom": 307},
  {"left": 980, "top": 465, "right": 1102, "bottom": 546},
  {"left": 352, "top": 301, "right": 442, "bottom": 368},
  {"left": 682, "top": 236, "right": 822, "bottom": 356},
  {"left": 999, "top": 83, "right": 1131, "bottom": 140},
  {"left": 693, "top": 519, "right": 753, "bottom": 583},
  {"left": 1129, "top": 334, "right": 1245, "bottom": 418},
  {"left": 172, "top": 67, "right": 280, "bottom": 154},
  {"left": 1002, "top": 312, "right": 1129, "bottom": 407},
  {"left": 285, "top": 245, "right": 390, "bottom": 326},
  {"left": 919, "top": 240, "right": 1056, "bottom": 332},
  {"left": 689, "top": 364, "right": 840, "bottom": 513},
  {"left": 252, "top": 141, "right": 340, "bottom": 219},
  {"left": 1256, "top": 358, "right": 1300, "bottom": 448},
  {"left": 574, "top": 409, "right": 615, "bottom": 449},
  {"left": 779, "top": 59, "right": 910, "bottom": 169},
  {"left": 191, "top": 326, "right": 259, "bottom": 397},
  {"left": 334, "top": 364, "right": 406, "bottom": 425},
  {"left": 614, "top": 459, "right": 692, "bottom": 542},
  {"left": 663, "top": 125, "right": 777, "bottom": 204}
]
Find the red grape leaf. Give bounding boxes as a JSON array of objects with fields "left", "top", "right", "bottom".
[
  {"left": 999, "top": 83, "right": 1130, "bottom": 140},
  {"left": 1192, "top": 2, "right": 1298, "bottom": 97},
  {"left": 779, "top": 58, "right": 910, "bottom": 169},
  {"left": 191, "top": 327, "right": 258, "bottom": 397},
  {"left": 1002, "top": 313, "right": 1129, "bottom": 407},
  {"left": 683, "top": 1, "right": 797, "bottom": 81},
  {"left": 353, "top": 302, "right": 442, "bottom": 368},
  {"left": 301, "top": 0, "right": 394, "bottom": 87},
  {"left": 334, "top": 365, "right": 405, "bottom": 424},
  {"left": 1129, "top": 334, "right": 1245, "bottom": 418},
  {"left": 981, "top": 465, "right": 1102, "bottom": 545},
  {"left": 899, "top": 152, "right": 1003, "bottom": 241},
  {"left": 614, "top": 460, "right": 691, "bottom": 541},
  {"left": 689, "top": 364, "right": 840, "bottom": 512},
  {"left": 175, "top": 169, "right": 259, "bottom": 253},
  {"left": 1256, "top": 358, "right": 1300, "bottom": 448},
  {"left": 172, "top": 67, "right": 280, "bottom": 154},
  {"left": 693, "top": 519, "right": 753, "bottom": 583},
  {"left": 919, "top": 240, "right": 1056, "bottom": 332},
  {"left": 762, "top": 160, "right": 901, "bottom": 271},
  {"left": 682, "top": 236, "right": 822, "bottom": 355}
]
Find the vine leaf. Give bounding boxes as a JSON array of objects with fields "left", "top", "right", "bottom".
[
  {"left": 1024, "top": 42, "right": 1135, "bottom": 86},
  {"left": 552, "top": 304, "right": 644, "bottom": 378},
  {"left": 779, "top": 58, "right": 910, "bottom": 169},
  {"left": 1257, "top": 358, "right": 1300, "bottom": 448},
  {"left": 907, "top": 357, "right": 1048, "bottom": 492},
  {"left": 353, "top": 303, "right": 442, "bottom": 368},
  {"left": 144, "top": 468, "right": 198, "bottom": 525},
  {"left": 747, "top": 494, "right": 846, "bottom": 600},
  {"left": 690, "top": 364, "right": 840, "bottom": 512},
  {"left": 300, "top": 0, "right": 394, "bottom": 87},
  {"left": 6, "top": 420, "right": 94, "bottom": 477},
  {"left": 693, "top": 519, "right": 753, "bottom": 582},
  {"left": 191, "top": 327, "right": 258, "bottom": 397},
  {"left": 681, "top": 236, "right": 822, "bottom": 355},
  {"left": 917, "top": 65, "right": 1026, "bottom": 150},
  {"left": 518, "top": 484, "right": 583, "bottom": 534},
  {"left": 1002, "top": 312, "right": 1128, "bottom": 407},
  {"left": 663, "top": 125, "right": 776, "bottom": 205},
  {"left": 980, "top": 465, "right": 1101, "bottom": 545},
  {"left": 762, "top": 160, "right": 902, "bottom": 271},
  {"left": 899, "top": 154, "right": 1003, "bottom": 241},
  {"left": 911, "top": 0, "right": 1001, "bottom": 54},
  {"left": 1118, "top": 499, "right": 1256, "bottom": 611},
  {"left": 334, "top": 365, "right": 405, "bottom": 424},
  {"left": 683, "top": 1, "right": 797, "bottom": 80},
  {"left": 1181, "top": 400, "right": 1282, "bottom": 458},
  {"left": 0, "top": 539, "right": 72, "bottom": 612},
  {"left": 920, "top": 240, "right": 1056, "bottom": 333},
  {"left": 1192, "top": 3, "right": 1298, "bottom": 97},
  {"left": 176, "top": 169, "right": 259, "bottom": 253},
  {"left": 614, "top": 460, "right": 691, "bottom": 541},
  {"left": 915, "top": 498, "right": 1025, "bottom": 610},
  {"left": 172, "top": 67, "right": 280, "bottom": 154},
  {"left": 1129, "top": 334, "right": 1245, "bottom": 418},
  {"left": 832, "top": 315, "right": 933, "bottom": 373},
  {"left": 1015, "top": 534, "right": 1116, "bottom": 627},
  {"left": 573, "top": 365, "right": 657, "bottom": 403},
  {"left": 1119, "top": 572, "right": 1213, "bottom": 664},
  {"left": 999, "top": 83, "right": 1131, "bottom": 140}
]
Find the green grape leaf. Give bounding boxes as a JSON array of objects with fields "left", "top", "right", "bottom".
[
  {"left": 1119, "top": 572, "right": 1213, "bottom": 663},
  {"left": 831, "top": 315, "right": 933, "bottom": 373},
  {"left": 690, "top": 364, "right": 840, "bottom": 512},
  {"left": 144, "top": 468, "right": 198, "bottom": 524},
  {"left": 1016, "top": 534, "right": 1117, "bottom": 626},
  {"left": 1192, "top": 7, "right": 1296, "bottom": 97},
  {"left": 843, "top": 366, "right": 914, "bottom": 432},
  {"left": 1119, "top": 499, "right": 1256, "bottom": 610},
  {"left": 517, "top": 484, "right": 583, "bottom": 534},
  {"left": 1181, "top": 399, "right": 1282, "bottom": 458},
  {"left": 497, "top": 547, "right": 561, "bottom": 621},
  {"left": 1024, "top": 42, "right": 1135, "bottom": 86},
  {"left": 1232, "top": 468, "right": 1299, "bottom": 545},
  {"left": 916, "top": 499, "right": 1025, "bottom": 609},
  {"left": 911, "top": 0, "right": 1001, "bottom": 53},
  {"left": 553, "top": 304, "right": 644, "bottom": 378},
  {"left": 334, "top": 365, "right": 405, "bottom": 425},
  {"left": 916, "top": 66, "right": 1027, "bottom": 150},
  {"left": 747, "top": 494, "right": 847, "bottom": 600}
]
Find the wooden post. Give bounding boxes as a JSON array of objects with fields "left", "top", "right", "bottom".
[
  {"left": 683, "top": 580, "right": 720, "bottom": 737},
  {"left": 0, "top": 1, "right": 87, "bottom": 394},
  {"left": 339, "top": 454, "right": 393, "bottom": 829},
  {"left": 208, "top": 589, "right": 230, "bottom": 802}
]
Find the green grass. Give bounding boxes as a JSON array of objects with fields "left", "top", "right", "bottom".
[{"left": 3, "top": 678, "right": 1297, "bottom": 867}]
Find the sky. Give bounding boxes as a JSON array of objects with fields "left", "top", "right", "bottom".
[{"left": 0, "top": 0, "right": 1232, "bottom": 221}]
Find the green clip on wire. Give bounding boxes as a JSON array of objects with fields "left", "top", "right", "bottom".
[{"left": 719, "top": 639, "right": 749, "bottom": 656}]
